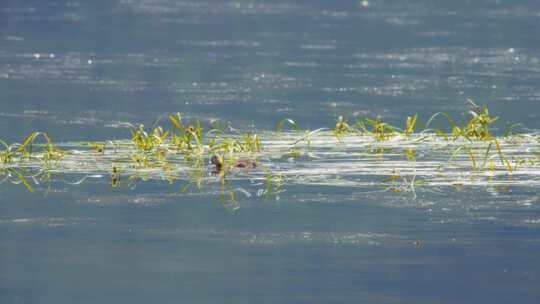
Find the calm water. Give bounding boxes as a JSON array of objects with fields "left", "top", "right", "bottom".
[{"left": 1, "top": 0, "right": 540, "bottom": 303}]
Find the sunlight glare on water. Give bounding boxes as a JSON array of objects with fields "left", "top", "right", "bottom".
[{"left": 1, "top": 0, "right": 540, "bottom": 303}]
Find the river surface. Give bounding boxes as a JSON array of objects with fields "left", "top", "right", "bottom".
[{"left": 1, "top": 1, "right": 540, "bottom": 303}]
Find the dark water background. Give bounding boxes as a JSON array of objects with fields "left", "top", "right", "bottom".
[{"left": 1, "top": 1, "right": 540, "bottom": 303}]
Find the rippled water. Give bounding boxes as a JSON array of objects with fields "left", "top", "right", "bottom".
[{"left": 1, "top": 1, "right": 540, "bottom": 303}]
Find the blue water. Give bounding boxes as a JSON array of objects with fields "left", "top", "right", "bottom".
[{"left": 1, "top": 1, "right": 540, "bottom": 303}]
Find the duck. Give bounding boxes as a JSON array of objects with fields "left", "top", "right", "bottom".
[{"left": 210, "top": 154, "right": 257, "bottom": 173}]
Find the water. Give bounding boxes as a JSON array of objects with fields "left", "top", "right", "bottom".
[{"left": 1, "top": 0, "right": 540, "bottom": 303}]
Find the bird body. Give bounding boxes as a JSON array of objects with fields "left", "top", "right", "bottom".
[{"left": 210, "top": 154, "right": 257, "bottom": 173}]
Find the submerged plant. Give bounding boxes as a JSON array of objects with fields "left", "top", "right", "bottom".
[
  {"left": 5, "top": 168, "right": 34, "bottom": 192},
  {"left": 111, "top": 165, "right": 120, "bottom": 188}
]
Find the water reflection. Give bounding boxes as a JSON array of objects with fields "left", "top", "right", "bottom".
[{"left": 1, "top": 0, "right": 540, "bottom": 303}]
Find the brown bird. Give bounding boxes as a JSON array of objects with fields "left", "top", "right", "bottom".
[{"left": 210, "top": 154, "right": 257, "bottom": 173}]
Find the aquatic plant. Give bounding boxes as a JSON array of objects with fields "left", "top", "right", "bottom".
[
  {"left": 2, "top": 102, "right": 539, "bottom": 206},
  {"left": 275, "top": 118, "right": 301, "bottom": 134},
  {"left": 355, "top": 116, "right": 397, "bottom": 141},
  {"left": 131, "top": 124, "right": 170, "bottom": 152},
  {"left": 425, "top": 99, "right": 498, "bottom": 141},
  {"left": 333, "top": 116, "right": 354, "bottom": 139},
  {"left": 404, "top": 114, "right": 418, "bottom": 136}
]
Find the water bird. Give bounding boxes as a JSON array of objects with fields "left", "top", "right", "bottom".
[{"left": 210, "top": 154, "right": 257, "bottom": 173}]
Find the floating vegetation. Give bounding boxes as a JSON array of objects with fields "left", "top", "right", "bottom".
[{"left": 2, "top": 102, "right": 540, "bottom": 204}]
